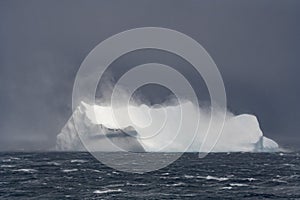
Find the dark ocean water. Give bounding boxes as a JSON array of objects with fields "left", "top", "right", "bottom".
[{"left": 1, "top": 152, "right": 300, "bottom": 199}]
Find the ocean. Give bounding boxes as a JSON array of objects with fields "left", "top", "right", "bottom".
[{"left": 1, "top": 152, "right": 300, "bottom": 199}]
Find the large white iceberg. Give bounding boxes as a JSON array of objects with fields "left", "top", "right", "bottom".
[
  {"left": 56, "top": 103, "right": 145, "bottom": 152},
  {"left": 56, "top": 101, "right": 279, "bottom": 152}
]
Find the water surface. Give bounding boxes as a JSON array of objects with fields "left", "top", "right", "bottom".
[{"left": 1, "top": 152, "right": 300, "bottom": 199}]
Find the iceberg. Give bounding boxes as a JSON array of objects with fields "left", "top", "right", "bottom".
[
  {"left": 56, "top": 102, "right": 145, "bottom": 152},
  {"left": 56, "top": 101, "right": 279, "bottom": 152}
]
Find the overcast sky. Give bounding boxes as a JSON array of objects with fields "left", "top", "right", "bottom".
[{"left": 0, "top": 0, "right": 299, "bottom": 150}]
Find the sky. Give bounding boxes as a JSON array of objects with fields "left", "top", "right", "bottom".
[{"left": 0, "top": 0, "right": 299, "bottom": 151}]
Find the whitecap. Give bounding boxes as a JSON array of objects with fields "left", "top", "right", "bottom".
[
  {"left": 62, "top": 169, "right": 78, "bottom": 172},
  {"left": 87, "top": 169, "right": 101, "bottom": 173},
  {"left": 221, "top": 186, "right": 232, "bottom": 190},
  {"left": 10, "top": 157, "right": 20, "bottom": 160},
  {"left": 93, "top": 189, "right": 122, "bottom": 194},
  {"left": 271, "top": 179, "right": 288, "bottom": 183},
  {"left": 197, "top": 175, "right": 229, "bottom": 181},
  {"left": 70, "top": 159, "right": 87, "bottom": 163},
  {"left": 245, "top": 178, "right": 256, "bottom": 182},
  {"left": 1, "top": 165, "right": 15, "bottom": 168},
  {"left": 166, "top": 182, "right": 186, "bottom": 187},
  {"left": 13, "top": 169, "right": 37, "bottom": 173},
  {"left": 2, "top": 157, "right": 20, "bottom": 162},
  {"left": 184, "top": 175, "right": 194, "bottom": 179},
  {"left": 106, "top": 184, "right": 124, "bottom": 188},
  {"left": 2, "top": 159, "right": 12, "bottom": 162},
  {"left": 229, "top": 183, "right": 248, "bottom": 187},
  {"left": 47, "top": 161, "right": 60, "bottom": 166},
  {"left": 126, "top": 182, "right": 147, "bottom": 186},
  {"left": 238, "top": 177, "right": 256, "bottom": 182}
]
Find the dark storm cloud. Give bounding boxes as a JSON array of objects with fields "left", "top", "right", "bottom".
[{"left": 0, "top": 0, "right": 299, "bottom": 150}]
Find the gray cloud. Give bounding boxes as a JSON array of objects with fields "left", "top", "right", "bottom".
[{"left": 0, "top": 0, "right": 299, "bottom": 150}]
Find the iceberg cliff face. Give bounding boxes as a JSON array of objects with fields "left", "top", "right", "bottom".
[
  {"left": 56, "top": 102, "right": 278, "bottom": 152},
  {"left": 205, "top": 114, "right": 279, "bottom": 152},
  {"left": 56, "top": 103, "right": 145, "bottom": 152}
]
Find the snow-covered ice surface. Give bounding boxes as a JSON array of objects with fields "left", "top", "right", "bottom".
[{"left": 56, "top": 101, "right": 279, "bottom": 152}]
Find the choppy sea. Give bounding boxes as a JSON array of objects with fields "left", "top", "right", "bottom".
[{"left": 1, "top": 152, "right": 300, "bottom": 199}]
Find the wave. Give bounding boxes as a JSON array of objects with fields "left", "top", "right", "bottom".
[{"left": 93, "top": 189, "right": 122, "bottom": 194}]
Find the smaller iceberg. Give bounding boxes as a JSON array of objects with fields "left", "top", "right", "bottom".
[{"left": 207, "top": 114, "right": 279, "bottom": 152}]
